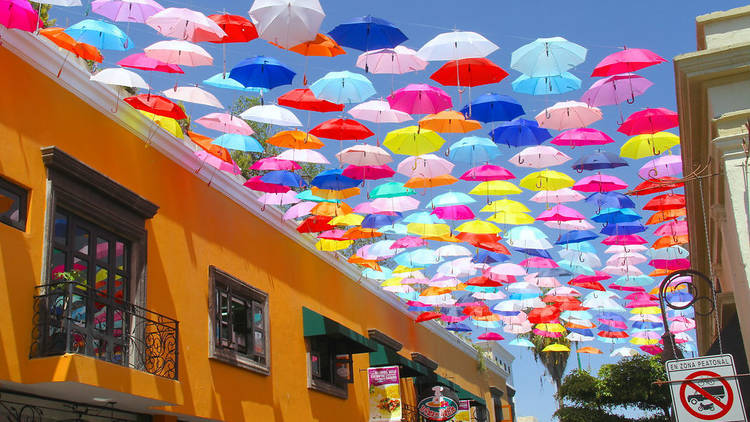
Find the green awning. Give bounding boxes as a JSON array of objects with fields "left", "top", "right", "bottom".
[
  {"left": 418, "top": 373, "right": 487, "bottom": 407},
  {"left": 369, "top": 343, "right": 431, "bottom": 378},
  {"left": 302, "top": 307, "right": 378, "bottom": 354}
]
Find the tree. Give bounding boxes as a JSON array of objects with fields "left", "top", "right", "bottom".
[
  {"left": 29, "top": 2, "right": 55, "bottom": 28},
  {"left": 525, "top": 334, "right": 571, "bottom": 406},
  {"left": 555, "top": 355, "right": 672, "bottom": 422}
]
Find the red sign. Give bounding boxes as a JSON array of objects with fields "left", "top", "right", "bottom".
[{"left": 678, "top": 370, "right": 734, "bottom": 420}]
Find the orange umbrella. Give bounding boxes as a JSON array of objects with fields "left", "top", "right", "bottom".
[
  {"left": 311, "top": 187, "right": 360, "bottom": 200},
  {"left": 267, "top": 130, "right": 324, "bottom": 149},
  {"left": 652, "top": 235, "right": 688, "bottom": 249},
  {"left": 422, "top": 234, "right": 462, "bottom": 243},
  {"left": 311, "top": 201, "right": 352, "bottom": 217},
  {"left": 566, "top": 320, "right": 596, "bottom": 329},
  {"left": 40, "top": 27, "right": 103, "bottom": 63},
  {"left": 418, "top": 110, "right": 482, "bottom": 133},
  {"left": 577, "top": 346, "right": 603, "bottom": 354},
  {"left": 348, "top": 255, "right": 381, "bottom": 271},
  {"left": 649, "top": 268, "right": 675, "bottom": 277},
  {"left": 342, "top": 227, "right": 382, "bottom": 239},
  {"left": 404, "top": 174, "right": 458, "bottom": 189},
  {"left": 646, "top": 208, "right": 686, "bottom": 224},
  {"left": 187, "top": 131, "right": 233, "bottom": 163},
  {"left": 287, "top": 33, "right": 346, "bottom": 57}
]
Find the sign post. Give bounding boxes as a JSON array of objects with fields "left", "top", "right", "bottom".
[{"left": 666, "top": 354, "right": 747, "bottom": 422}]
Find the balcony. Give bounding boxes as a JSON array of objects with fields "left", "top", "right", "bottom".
[{"left": 30, "top": 282, "right": 178, "bottom": 380}]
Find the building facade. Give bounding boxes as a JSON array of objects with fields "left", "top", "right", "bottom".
[
  {"left": 674, "top": 2, "right": 750, "bottom": 405},
  {"left": 0, "top": 30, "right": 515, "bottom": 421}
]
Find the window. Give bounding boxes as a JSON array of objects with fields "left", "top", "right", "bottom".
[
  {"left": 0, "top": 175, "right": 28, "bottom": 231},
  {"left": 490, "top": 387, "right": 504, "bottom": 422},
  {"left": 308, "top": 337, "right": 353, "bottom": 397},
  {"left": 209, "top": 266, "right": 269, "bottom": 374}
]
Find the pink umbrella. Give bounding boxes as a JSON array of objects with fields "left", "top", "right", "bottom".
[
  {"left": 342, "top": 164, "right": 394, "bottom": 180},
  {"left": 283, "top": 201, "right": 316, "bottom": 220},
  {"left": 633, "top": 331, "right": 661, "bottom": 340},
  {"left": 581, "top": 73, "right": 653, "bottom": 107},
  {"left": 520, "top": 257, "right": 558, "bottom": 268},
  {"left": 145, "top": 7, "right": 226, "bottom": 41},
  {"left": 196, "top": 113, "right": 255, "bottom": 135},
  {"left": 487, "top": 263, "right": 527, "bottom": 277},
  {"left": 536, "top": 101, "right": 603, "bottom": 130},
  {"left": 317, "top": 229, "right": 348, "bottom": 240},
  {"left": 391, "top": 236, "right": 427, "bottom": 249},
  {"left": 602, "top": 235, "right": 648, "bottom": 246},
  {"left": 251, "top": 157, "right": 301, "bottom": 171},
  {"left": 509, "top": 145, "right": 571, "bottom": 169},
  {"left": 649, "top": 259, "right": 690, "bottom": 270},
  {"left": 92, "top": 0, "right": 165, "bottom": 23},
  {"left": 530, "top": 188, "right": 585, "bottom": 204},
  {"left": 602, "top": 265, "right": 644, "bottom": 276},
  {"left": 194, "top": 150, "right": 240, "bottom": 174},
  {"left": 592, "top": 48, "right": 667, "bottom": 77},
  {"left": 0, "top": 0, "right": 41, "bottom": 32},
  {"left": 371, "top": 196, "right": 419, "bottom": 213},
  {"left": 626, "top": 299, "right": 658, "bottom": 308},
  {"left": 117, "top": 52, "right": 184, "bottom": 73},
  {"left": 525, "top": 275, "right": 561, "bottom": 288},
  {"left": 617, "top": 107, "right": 679, "bottom": 136},
  {"left": 536, "top": 204, "right": 585, "bottom": 222},
  {"left": 610, "top": 283, "right": 645, "bottom": 292},
  {"left": 397, "top": 154, "right": 454, "bottom": 178},
  {"left": 460, "top": 164, "right": 515, "bottom": 181},
  {"left": 654, "top": 220, "right": 688, "bottom": 237},
  {"left": 640, "top": 345, "right": 663, "bottom": 355},
  {"left": 348, "top": 100, "right": 412, "bottom": 123},
  {"left": 387, "top": 84, "right": 452, "bottom": 115},
  {"left": 638, "top": 155, "right": 682, "bottom": 179},
  {"left": 352, "top": 201, "right": 396, "bottom": 215},
  {"left": 356, "top": 46, "right": 427, "bottom": 74},
  {"left": 573, "top": 174, "right": 628, "bottom": 192},
  {"left": 259, "top": 190, "right": 300, "bottom": 206},
  {"left": 477, "top": 332, "right": 505, "bottom": 341},
  {"left": 669, "top": 316, "right": 695, "bottom": 333},
  {"left": 243, "top": 176, "right": 291, "bottom": 193},
  {"left": 431, "top": 205, "right": 474, "bottom": 220},
  {"left": 441, "top": 314, "right": 469, "bottom": 323},
  {"left": 551, "top": 128, "right": 615, "bottom": 147},
  {"left": 533, "top": 329, "right": 563, "bottom": 338}
]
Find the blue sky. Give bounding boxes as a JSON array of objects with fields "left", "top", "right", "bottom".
[{"left": 46, "top": 0, "right": 749, "bottom": 420}]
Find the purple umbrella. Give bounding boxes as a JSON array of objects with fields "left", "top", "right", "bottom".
[
  {"left": 91, "top": 0, "right": 164, "bottom": 23},
  {"left": 387, "top": 83, "right": 452, "bottom": 114},
  {"left": 581, "top": 73, "right": 653, "bottom": 107},
  {"left": 638, "top": 155, "right": 682, "bottom": 179}
]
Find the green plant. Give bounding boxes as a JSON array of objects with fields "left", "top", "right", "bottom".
[{"left": 29, "top": 2, "right": 55, "bottom": 28}]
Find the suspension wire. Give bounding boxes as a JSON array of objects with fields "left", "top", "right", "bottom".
[{"left": 698, "top": 177, "right": 723, "bottom": 355}]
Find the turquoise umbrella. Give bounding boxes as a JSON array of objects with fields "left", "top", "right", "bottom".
[
  {"left": 378, "top": 224, "right": 408, "bottom": 235},
  {"left": 394, "top": 248, "right": 442, "bottom": 267},
  {"left": 556, "top": 260, "right": 596, "bottom": 276},
  {"left": 510, "top": 36, "right": 587, "bottom": 77},
  {"left": 615, "top": 275, "right": 653, "bottom": 287},
  {"left": 512, "top": 72, "right": 581, "bottom": 95},
  {"left": 296, "top": 190, "right": 339, "bottom": 203},
  {"left": 310, "top": 70, "right": 376, "bottom": 104},
  {"left": 203, "top": 73, "right": 268, "bottom": 94},
  {"left": 402, "top": 211, "right": 444, "bottom": 224},
  {"left": 65, "top": 19, "right": 133, "bottom": 50},
  {"left": 448, "top": 136, "right": 500, "bottom": 164},
  {"left": 362, "top": 267, "right": 393, "bottom": 280},
  {"left": 211, "top": 134, "right": 263, "bottom": 152},
  {"left": 509, "top": 338, "right": 534, "bottom": 347},
  {"left": 369, "top": 181, "right": 415, "bottom": 198},
  {"left": 427, "top": 191, "right": 476, "bottom": 208}
]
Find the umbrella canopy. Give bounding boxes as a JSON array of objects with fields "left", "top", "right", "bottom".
[
  {"left": 490, "top": 118, "right": 551, "bottom": 147},
  {"left": 267, "top": 130, "right": 323, "bottom": 149},
  {"left": 203, "top": 74, "right": 267, "bottom": 93},
  {"left": 419, "top": 110, "right": 482, "bottom": 133},
  {"left": 430, "top": 58, "right": 508, "bottom": 87},
  {"left": 248, "top": 0, "right": 325, "bottom": 48},
  {"left": 581, "top": 73, "right": 653, "bottom": 107},
  {"left": 348, "top": 100, "right": 412, "bottom": 123},
  {"left": 572, "top": 151, "right": 628, "bottom": 172},
  {"left": 205, "top": 13, "right": 258, "bottom": 43},
  {"left": 309, "top": 71, "right": 376, "bottom": 104},
  {"left": 618, "top": 108, "right": 679, "bottom": 135},
  {"left": 65, "top": 19, "right": 133, "bottom": 50},
  {"left": 336, "top": 144, "right": 392, "bottom": 166},
  {"left": 536, "top": 101, "right": 602, "bottom": 130},
  {"left": 573, "top": 174, "right": 628, "bottom": 193},
  {"left": 41, "top": 27, "right": 104, "bottom": 63},
  {"left": 592, "top": 48, "right": 667, "bottom": 76},
  {"left": 145, "top": 7, "right": 226, "bottom": 42},
  {"left": 211, "top": 134, "right": 263, "bottom": 152},
  {"left": 620, "top": 132, "right": 680, "bottom": 159},
  {"left": 91, "top": 0, "right": 164, "bottom": 23},
  {"left": 124, "top": 94, "right": 186, "bottom": 119},
  {"left": 277, "top": 88, "right": 344, "bottom": 112},
  {"left": 328, "top": 15, "right": 407, "bottom": 51},
  {"left": 417, "top": 30, "right": 498, "bottom": 61},
  {"left": 118, "top": 52, "right": 183, "bottom": 73},
  {"left": 397, "top": 154, "right": 454, "bottom": 178},
  {"left": 638, "top": 155, "right": 682, "bottom": 179},
  {"left": 195, "top": 113, "right": 254, "bottom": 135},
  {"left": 383, "top": 126, "right": 445, "bottom": 156},
  {"left": 229, "top": 56, "right": 295, "bottom": 89},
  {"left": 239, "top": 104, "right": 302, "bottom": 126},
  {"left": 512, "top": 72, "right": 581, "bottom": 95},
  {"left": 448, "top": 137, "right": 500, "bottom": 164},
  {"left": 355, "top": 46, "right": 426, "bottom": 74},
  {"left": 511, "top": 36, "right": 587, "bottom": 77},
  {"left": 551, "top": 128, "right": 614, "bottom": 147},
  {"left": 0, "top": 0, "right": 41, "bottom": 32},
  {"left": 162, "top": 86, "right": 223, "bottom": 108},
  {"left": 388, "top": 84, "right": 452, "bottom": 115},
  {"left": 144, "top": 40, "right": 212, "bottom": 66},
  {"left": 510, "top": 146, "right": 572, "bottom": 169},
  {"left": 91, "top": 67, "right": 149, "bottom": 90},
  {"left": 460, "top": 93, "right": 524, "bottom": 123},
  {"left": 519, "top": 170, "right": 575, "bottom": 191},
  {"left": 310, "top": 118, "right": 373, "bottom": 140}
]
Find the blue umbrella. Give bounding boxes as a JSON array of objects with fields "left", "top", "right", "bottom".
[
  {"left": 309, "top": 71, "right": 376, "bottom": 104},
  {"left": 460, "top": 93, "right": 524, "bottom": 123},
  {"left": 598, "top": 324, "right": 626, "bottom": 333},
  {"left": 555, "top": 230, "right": 599, "bottom": 245},
  {"left": 513, "top": 247, "right": 553, "bottom": 259},
  {"left": 667, "top": 291, "right": 693, "bottom": 303},
  {"left": 601, "top": 222, "right": 647, "bottom": 235},
  {"left": 446, "top": 322, "right": 473, "bottom": 332},
  {"left": 402, "top": 211, "right": 444, "bottom": 224},
  {"left": 427, "top": 191, "right": 476, "bottom": 207},
  {"left": 310, "top": 169, "right": 362, "bottom": 190},
  {"left": 489, "top": 118, "right": 551, "bottom": 147},
  {"left": 572, "top": 151, "right": 628, "bottom": 172},
  {"left": 534, "top": 267, "right": 573, "bottom": 277},
  {"left": 327, "top": 15, "right": 407, "bottom": 51},
  {"left": 211, "top": 134, "right": 263, "bottom": 152},
  {"left": 559, "top": 241, "right": 597, "bottom": 254},
  {"left": 65, "top": 19, "right": 133, "bottom": 51},
  {"left": 632, "top": 321, "right": 663, "bottom": 330},
  {"left": 597, "top": 311, "right": 626, "bottom": 322},
  {"left": 361, "top": 213, "right": 402, "bottom": 229},
  {"left": 586, "top": 192, "right": 635, "bottom": 209},
  {"left": 472, "top": 250, "right": 509, "bottom": 264},
  {"left": 512, "top": 72, "right": 581, "bottom": 95},
  {"left": 474, "top": 320, "right": 501, "bottom": 329},
  {"left": 379, "top": 224, "right": 408, "bottom": 235},
  {"left": 229, "top": 56, "right": 295, "bottom": 89},
  {"left": 567, "top": 327, "right": 594, "bottom": 337},
  {"left": 592, "top": 208, "right": 642, "bottom": 224},
  {"left": 260, "top": 170, "right": 307, "bottom": 188},
  {"left": 448, "top": 136, "right": 500, "bottom": 163},
  {"left": 203, "top": 73, "right": 268, "bottom": 94},
  {"left": 510, "top": 36, "right": 587, "bottom": 77}
]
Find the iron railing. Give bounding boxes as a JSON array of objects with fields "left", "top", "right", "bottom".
[{"left": 30, "top": 282, "right": 178, "bottom": 380}]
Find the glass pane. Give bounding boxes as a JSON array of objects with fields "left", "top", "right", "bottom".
[
  {"left": 253, "top": 302, "right": 264, "bottom": 330},
  {"left": 115, "top": 241, "right": 126, "bottom": 271},
  {"left": 74, "top": 226, "right": 89, "bottom": 255},
  {"left": 113, "top": 309, "right": 124, "bottom": 338},
  {"left": 114, "top": 274, "right": 126, "bottom": 303},
  {"left": 219, "top": 292, "right": 230, "bottom": 342},
  {"left": 254, "top": 331, "right": 265, "bottom": 356},
  {"left": 92, "top": 337, "right": 107, "bottom": 359},
  {"left": 50, "top": 248, "right": 66, "bottom": 281},
  {"left": 0, "top": 187, "right": 20, "bottom": 223},
  {"left": 70, "top": 293, "right": 86, "bottom": 327},
  {"left": 96, "top": 237, "right": 109, "bottom": 262},
  {"left": 53, "top": 212, "right": 68, "bottom": 246},
  {"left": 231, "top": 298, "right": 248, "bottom": 352},
  {"left": 95, "top": 265, "right": 108, "bottom": 295},
  {"left": 72, "top": 257, "right": 88, "bottom": 286},
  {"left": 70, "top": 330, "right": 86, "bottom": 354},
  {"left": 94, "top": 302, "right": 107, "bottom": 332}
]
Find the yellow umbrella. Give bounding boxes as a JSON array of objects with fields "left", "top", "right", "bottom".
[
  {"left": 311, "top": 202, "right": 353, "bottom": 216},
  {"left": 455, "top": 220, "right": 502, "bottom": 234},
  {"left": 487, "top": 211, "right": 535, "bottom": 225},
  {"left": 380, "top": 277, "right": 404, "bottom": 287},
  {"left": 383, "top": 126, "right": 445, "bottom": 156},
  {"left": 393, "top": 265, "right": 424, "bottom": 273},
  {"left": 536, "top": 323, "right": 566, "bottom": 333},
  {"left": 328, "top": 213, "right": 364, "bottom": 226},
  {"left": 630, "top": 337, "right": 659, "bottom": 346},
  {"left": 480, "top": 199, "right": 530, "bottom": 213},
  {"left": 315, "top": 238, "right": 353, "bottom": 251},
  {"left": 469, "top": 180, "right": 522, "bottom": 196},
  {"left": 311, "top": 186, "right": 360, "bottom": 200},
  {"left": 542, "top": 343, "right": 571, "bottom": 352},
  {"left": 519, "top": 170, "right": 575, "bottom": 191},
  {"left": 407, "top": 222, "right": 452, "bottom": 237},
  {"left": 418, "top": 110, "right": 482, "bottom": 133},
  {"left": 629, "top": 306, "right": 662, "bottom": 315},
  {"left": 620, "top": 132, "right": 680, "bottom": 159},
  {"left": 139, "top": 110, "right": 183, "bottom": 139}
]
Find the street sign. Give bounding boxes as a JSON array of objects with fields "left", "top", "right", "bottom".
[{"left": 666, "top": 354, "right": 747, "bottom": 422}]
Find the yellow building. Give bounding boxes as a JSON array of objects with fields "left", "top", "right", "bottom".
[
  {"left": 0, "top": 29, "right": 516, "bottom": 422},
  {"left": 675, "top": 3, "right": 750, "bottom": 407}
]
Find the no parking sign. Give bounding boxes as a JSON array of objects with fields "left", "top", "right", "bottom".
[{"left": 666, "top": 355, "right": 747, "bottom": 421}]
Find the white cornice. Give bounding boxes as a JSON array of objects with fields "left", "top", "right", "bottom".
[{"left": 2, "top": 30, "right": 512, "bottom": 382}]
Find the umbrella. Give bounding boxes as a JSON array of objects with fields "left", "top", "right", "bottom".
[
  {"left": 448, "top": 137, "right": 500, "bottom": 164},
  {"left": 310, "top": 118, "right": 373, "bottom": 140},
  {"left": 203, "top": 74, "right": 267, "bottom": 93},
  {"left": 551, "top": 128, "right": 614, "bottom": 147},
  {"left": 537, "top": 204, "right": 585, "bottom": 222},
  {"left": 430, "top": 58, "right": 508, "bottom": 87},
  {"left": 397, "top": 154, "right": 454, "bottom": 178},
  {"left": 1, "top": 0, "right": 41, "bottom": 32},
  {"left": 592, "top": 48, "right": 667, "bottom": 76},
  {"left": 248, "top": 0, "right": 324, "bottom": 48},
  {"left": 481, "top": 199, "right": 529, "bottom": 213},
  {"left": 311, "top": 169, "right": 362, "bottom": 191},
  {"left": 638, "top": 155, "right": 682, "bottom": 179},
  {"left": 341, "top": 164, "right": 393, "bottom": 180},
  {"left": 261, "top": 170, "right": 307, "bottom": 188},
  {"left": 572, "top": 151, "right": 628, "bottom": 172},
  {"left": 162, "top": 86, "right": 223, "bottom": 108},
  {"left": 460, "top": 164, "right": 515, "bottom": 181},
  {"left": 123, "top": 94, "right": 186, "bottom": 119},
  {"left": 417, "top": 31, "right": 499, "bottom": 61},
  {"left": 383, "top": 126, "right": 445, "bottom": 156},
  {"left": 195, "top": 150, "right": 240, "bottom": 175},
  {"left": 65, "top": 19, "right": 133, "bottom": 50},
  {"left": 519, "top": 170, "right": 575, "bottom": 191},
  {"left": 229, "top": 56, "right": 295, "bottom": 89},
  {"left": 618, "top": 108, "right": 679, "bottom": 135},
  {"left": 145, "top": 7, "right": 226, "bottom": 42},
  {"left": 195, "top": 113, "right": 254, "bottom": 135},
  {"left": 251, "top": 157, "right": 301, "bottom": 171},
  {"left": 586, "top": 192, "right": 635, "bottom": 209},
  {"left": 592, "top": 208, "right": 641, "bottom": 224},
  {"left": 536, "top": 101, "right": 602, "bottom": 130},
  {"left": 266, "top": 130, "right": 323, "bottom": 149},
  {"left": 139, "top": 111, "right": 182, "bottom": 138},
  {"left": 41, "top": 27, "right": 104, "bottom": 63},
  {"left": 460, "top": 93, "right": 524, "bottom": 123},
  {"left": 310, "top": 71, "right": 376, "bottom": 104},
  {"left": 370, "top": 182, "right": 414, "bottom": 198},
  {"left": 91, "top": 0, "right": 164, "bottom": 23},
  {"left": 428, "top": 192, "right": 476, "bottom": 208},
  {"left": 277, "top": 88, "right": 344, "bottom": 112},
  {"left": 91, "top": 68, "right": 149, "bottom": 90},
  {"left": 490, "top": 118, "right": 551, "bottom": 147},
  {"left": 529, "top": 188, "right": 585, "bottom": 204},
  {"left": 187, "top": 131, "right": 231, "bottom": 160},
  {"left": 469, "top": 180, "right": 522, "bottom": 196},
  {"left": 455, "top": 220, "right": 501, "bottom": 234},
  {"left": 573, "top": 174, "right": 628, "bottom": 192},
  {"left": 419, "top": 110, "right": 482, "bottom": 133},
  {"left": 239, "top": 104, "right": 302, "bottom": 126},
  {"left": 510, "top": 145, "right": 571, "bottom": 168},
  {"left": 328, "top": 15, "right": 407, "bottom": 51},
  {"left": 510, "top": 36, "right": 587, "bottom": 77},
  {"left": 620, "top": 132, "right": 680, "bottom": 158},
  {"left": 581, "top": 73, "right": 653, "bottom": 107},
  {"left": 512, "top": 72, "right": 581, "bottom": 95},
  {"left": 644, "top": 194, "right": 685, "bottom": 211},
  {"left": 211, "top": 134, "right": 263, "bottom": 152},
  {"left": 205, "top": 13, "right": 258, "bottom": 43},
  {"left": 487, "top": 211, "right": 534, "bottom": 225},
  {"left": 388, "top": 84, "right": 452, "bottom": 115},
  {"left": 282, "top": 32, "right": 344, "bottom": 56},
  {"left": 629, "top": 177, "right": 684, "bottom": 196},
  {"left": 348, "top": 100, "right": 412, "bottom": 123},
  {"left": 336, "top": 144, "right": 392, "bottom": 166},
  {"left": 144, "top": 40, "right": 212, "bottom": 66},
  {"left": 117, "top": 52, "right": 183, "bottom": 73},
  {"left": 355, "top": 46, "right": 426, "bottom": 74},
  {"left": 276, "top": 149, "right": 329, "bottom": 164}
]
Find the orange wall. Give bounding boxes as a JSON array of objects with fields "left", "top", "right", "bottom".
[{"left": 0, "top": 45, "right": 509, "bottom": 421}]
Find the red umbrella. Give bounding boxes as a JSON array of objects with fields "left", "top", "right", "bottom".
[
  {"left": 310, "top": 118, "right": 374, "bottom": 140},
  {"left": 617, "top": 107, "right": 679, "bottom": 135},
  {"left": 477, "top": 332, "right": 505, "bottom": 341},
  {"left": 416, "top": 311, "right": 442, "bottom": 323},
  {"left": 527, "top": 306, "right": 561, "bottom": 324},
  {"left": 278, "top": 88, "right": 344, "bottom": 112},
  {"left": 456, "top": 232, "right": 500, "bottom": 244},
  {"left": 591, "top": 48, "right": 667, "bottom": 77},
  {"left": 466, "top": 276, "right": 503, "bottom": 287},
  {"left": 342, "top": 164, "right": 394, "bottom": 180},
  {"left": 629, "top": 177, "right": 684, "bottom": 196},
  {"left": 598, "top": 331, "right": 629, "bottom": 338},
  {"left": 118, "top": 53, "right": 184, "bottom": 74},
  {"left": 571, "top": 270, "right": 611, "bottom": 283},
  {"left": 296, "top": 215, "right": 335, "bottom": 233},
  {"left": 243, "top": 176, "right": 291, "bottom": 193},
  {"left": 429, "top": 58, "right": 509, "bottom": 87},
  {"left": 643, "top": 193, "right": 685, "bottom": 211},
  {"left": 123, "top": 94, "right": 187, "bottom": 119},
  {"left": 462, "top": 305, "right": 494, "bottom": 318},
  {"left": 204, "top": 14, "right": 258, "bottom": 43},
  {"left": 640, "top": 345, "right": 663, "bottom": 355},
  {"left": 568, "top": 279, "right": 606, "bottom": 291},
  {"left": 477, "top": 241, "right": 511, "bottom": 255}
]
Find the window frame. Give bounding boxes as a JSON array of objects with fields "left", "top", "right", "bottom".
[
  {"left": 0, "top": 174, "right": 29, "bottom": 231},
  {"left": 208, "top": 265, "right": 270, "bottom": 375},
  {"left": 306, "top": 337, "right": 352, "bottom": 399}
]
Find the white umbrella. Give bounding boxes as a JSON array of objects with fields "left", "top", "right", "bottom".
[
  {"left": 370, "top": 196, "right": 420, "bottom": 213},
  {"left": 606, "top": 253, "right": 648, "bottom": 266},
  {"left": 90, "top": 67, "right": 150, "bottom": 90},
  {"left": 473, "top": 290, "right": 507, "bottom": 300},
  {"left": 146, "top": 7, "right": 226, "bottom": 41},
  {"left": 567, "top": 333, "right": 594, "bottom": 342},
  {"left": 335, "top": 144, "right": 392, "bottom": 166},
  {"left": 435, "top": 244, "right": 472, "bottom": 258},
  {"left": 558, "top": 250, "right": 601, "bottom": 268},
  {"left": 544, "top": 220, "right": 595, "bottom": 231},
  {"left": 259, "top": 191, "right": 300, "bottom": 206},
  {"left": 248, "top": 0, "right": 324, "bottom": 48},
  {"left": 536, "top": 101, "right": 603, "bottom": 130},
  {"left": 602, "top": 265, "right": 644, "bottom": 277},
  {"left": 605, "top": 244, "right": 648, "bottom": 254},
  {"left": 509, "top": 145, "right": 572, "bottom": 169},
  {"left": 348, "top": 99, "right": 412, "bottom": 123},
  {"left": 436, "top": 257, "right": 478, "bottom": 277},
  {"left": 610, "top": 347, "right": 639, "bottom": 357},
  {"left": 239, "top": 104, "right": 302, "bottom": 126},
  {"left": 162, "top": 86, "right": 223, "bottom": 108},
  {"left": 396, "top": 154, "right": 454, "bottom": 178},
  {"left": 35, "top": 0, "right": 81, "bottom": 5},
  {"left": 488, "top": 263, "right": 528, "bottom": 277},
  {"left": 356, "top": 46, "right": 428, "bottom": 74},
  {"left": 504, "top": 322, "right": 532, "bottom": 334},
  {"left": 417, "top": 31, "right": 499, "bottom": 61},
  {"left": 276, "top": 149, "right": 329, "bottom": 164},
  {"left": 144, "top": 40, "right": 213, "bottom": 66}
]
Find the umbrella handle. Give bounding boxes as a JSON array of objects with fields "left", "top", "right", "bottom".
[
  {"left": 648, "top": 167, "right": 659, "bottom": 178},
  {"left": 575, "top": 166, "right": 583, "bottom": 174},
  {"left": 517, "top": 157, "right": 525, "bottom": 165},
  {"left": 445, "top": 149, "right": 450, "bottom": 158},
  {"left": 579, "top": 254, "right": 585, "bottom": 263},
  {"left": 626, "top": 93, "right": 635, "bottom": 104},
  {"left": 545, "top": 109, "right": 551, "bottom": 119},
  {"left": 623, "top": 246, "right": 630, "bottom": 253}
]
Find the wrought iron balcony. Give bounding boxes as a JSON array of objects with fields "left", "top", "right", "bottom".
[{"left": 30, "top": 282, "right": 178, "bottom": 380}]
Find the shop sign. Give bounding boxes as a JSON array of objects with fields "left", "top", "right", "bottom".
[
  {"left": 452, "top": 400, "right": 471, "bottom": 421},
  {"left": 418, "top": 386, "right": 459, "bottom": 421},
  {"left": 368, "top": 366, "right": 402, "bottom": 421}
]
